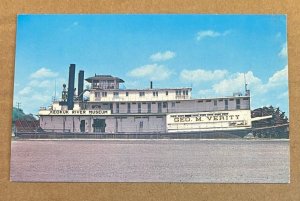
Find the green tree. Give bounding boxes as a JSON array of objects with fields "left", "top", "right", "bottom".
[
  {"left": 251, "top": 106, "right": 289, "bottom": 138},
  {"left": 12, "top": 107, "right": 36, "bottom": 122}
]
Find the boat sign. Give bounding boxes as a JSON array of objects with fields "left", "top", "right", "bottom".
[
  {"left": 39, "top": 110, "right": 111, "bottom": 116},
  {"left": 166, "top": 110, "right": 252, "bottom": 132}
]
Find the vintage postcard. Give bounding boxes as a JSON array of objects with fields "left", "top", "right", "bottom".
[{"left": 11, "top": 14, "right": 289, "bottom": 182}]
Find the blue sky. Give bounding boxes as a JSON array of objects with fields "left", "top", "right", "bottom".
[{"left": 14, "top": 14, "right": 288, "bottom": 116}]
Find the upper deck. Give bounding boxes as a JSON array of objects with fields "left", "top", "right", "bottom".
[
  {"left": 41, "top": 70, "right": 251, "bottom": 114},
  {"left": 85, "top": 74, "right": 192, "bottom": 102},
  {"left": 89, "top": 87, "right": 192, "bottom": 102}
]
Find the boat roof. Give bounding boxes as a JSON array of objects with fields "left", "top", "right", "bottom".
[{"left": 85, "top": 74, "right": 125, "bottom": 83}]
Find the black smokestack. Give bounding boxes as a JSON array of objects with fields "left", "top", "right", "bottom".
[
  {"left": 67, "top": 64, "right": 75, "bottom": 110},
  {"left": 78, "top": 70, "right": 84, "bottom": 101},
  {"left": 150, "top": 81, "right": 153, "bottom": 89}
]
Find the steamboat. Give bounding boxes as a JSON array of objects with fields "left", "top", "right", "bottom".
[{"left": 19, "top": 64, "right": 274, "bottom": 138}]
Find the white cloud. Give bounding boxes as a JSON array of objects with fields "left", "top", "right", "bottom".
[
  {"left": 198, "top": 89, "right": 216, "bottom": 97},
  {"left": 267, "top": 65, "right": 288, "bottom": 88},
  {"left": 192, "top": 65, "right": 288, "bottom": 113},
  {"left": 16, "top": 75, "right": 67, "bottom": 114},
  {"left": 28, "top": 80, "right": 39, "bottom": 86},
  {"left": 28, "top": 79, "right": 52, "bottom": 88},
  {"left": 180, "top": 69, "right": 228, "bottom": 83},
  {"left": 150, "top": 51, "right": 176, "bottom": 62},
  {"left": 19, "top": 86, "right": 32, "bottom": 96},
  {"left": 277, "top": 91, "right": 288, "bottom": 99},
  {"left": 212, "top": 71, "right": 262, "bottom": 95},
  {"left": 278, "top": 42, "right": 287, "bottom": 58},
  {"left": 123, "top": 80, "right": 141, "bottom": 89},
  {"left": 40, "top": 80, "right": 52, "bottom": 88},
  {"left": 127, "top": 64, "right": 173, "bottom": 81},
  {"left": 206, "top": 65, "right": 288, "bottom": 96},
  {"left": 196, "top": 30, "right": 231, "bottom": 41},
  {"left": 30, "top": 68, "right": 59, "bottom": 79},
  {"left": 31, "top": 94, "right": 52, "bottom": 103}
]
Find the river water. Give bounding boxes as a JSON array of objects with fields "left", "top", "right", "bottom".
[{"left": 10, "top": 139, "right": 289, "bottom": 183}]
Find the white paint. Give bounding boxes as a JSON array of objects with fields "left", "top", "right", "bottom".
[
  {"left": 166, "top": 110, "right": 251, "bottom": 132},
  {"left": 90, "top": 88, "right": 192, "bottom": 102}
]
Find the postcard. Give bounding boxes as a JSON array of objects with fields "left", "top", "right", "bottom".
[{"left": 10, "top": 14, "right": 289, "bottom": 183}]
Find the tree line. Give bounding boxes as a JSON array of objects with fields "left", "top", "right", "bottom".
[{"left": 251, "top": 106, "right": 289, "bottom": 138}]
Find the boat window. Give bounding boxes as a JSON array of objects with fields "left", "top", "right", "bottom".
[
  {"left": 139, "top": 121, "right": 143, "bottom": 129},
  {"left": 225, "top": 100, "right": 228, "bottom": 110},
  {"left": 163, "top": 102, "right": 168, "bottom": 108},
  {"left": 236, "top": 99, "right": 241, "bottom": 109},
  {"left": 110, "top": 103, "right": 113, "bottom": 113},
  {"left": 152, "top": 91, "right": 158, "bottom": 96},
  {"left": 113, "top": 92, "right": 119, "bottom": 97},
  {"left": 158, "top": 102, "right": 162, "bottom": 113},
  {"left": 116, "top": 103, "right": 119, "bottom": 113},
  {"left": 127, "top": 103, "right": 131, "bottom": 113},
  {"left": 147, "top": 103, "right": 151, "bottom": 113},
  {"left": 176, "top": 90, "right": 181, "bottom": 95}
]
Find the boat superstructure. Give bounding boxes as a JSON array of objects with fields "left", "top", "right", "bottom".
[{"left": 37, "top": 64, "right": 254, "bottom": 137}]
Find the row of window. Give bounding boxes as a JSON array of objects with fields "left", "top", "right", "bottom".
[
  {"left": 91, "top": 96, "right": 248, "bottom": 113},
  {"left": 114, "top": 102, "right": 170, "bottom": 114},
  {"left": 176, "top": 90, "right": 189, "bottom": 96},
  {"left": 212, "top": 99, "right": 241, "bottom": 109},
  {"left": 197, "top": 98, "right": 249, "bottom": 102},
  {"left": 92, "top": 82, "right": 116, "bottom": 89},
  {"left": 109, "top": 99, "right": 245, "bottom": 113},
  {"left": 95, "top": 90, "right": 189, "bottom": 98}
]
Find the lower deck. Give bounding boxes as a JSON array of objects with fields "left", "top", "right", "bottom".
[
  {"left": 39, "top": 109, "right": 252, "bottom": 134},
  {"left": 40, "top": 115, "right": 166, "bottom": 133}
]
